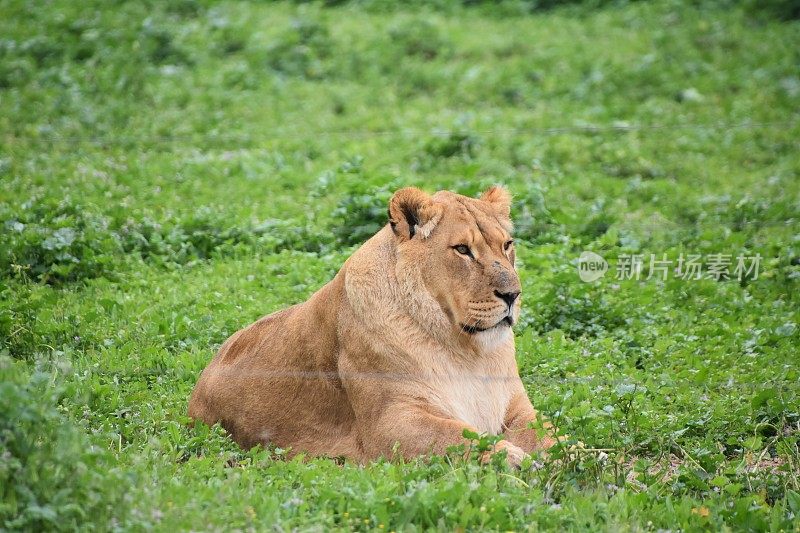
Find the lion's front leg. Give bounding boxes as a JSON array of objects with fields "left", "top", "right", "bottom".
[
  {"left": 502, "top": 389, "right": 558, "bottom": 453},
  {"left": 360, "top": 402, "right": 525, "bottom": 467}
]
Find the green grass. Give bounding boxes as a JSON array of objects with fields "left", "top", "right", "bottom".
[{"left": 1, "top": 0, "right": 799, "bottom": 530}]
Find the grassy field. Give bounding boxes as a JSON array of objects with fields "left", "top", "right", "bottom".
[{"left": 1, "top": 0, "right": 799, "bottom": 530}]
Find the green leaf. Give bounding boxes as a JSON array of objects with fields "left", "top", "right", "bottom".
[
  {"left": 710, "top": 475, "right": 729, "bottom": 488},
  {"left": 751, "top": 389, "right": 777, "bottom": 410},
  {"left": 462, "top": 428, "right": 479, "bottom": 441}
]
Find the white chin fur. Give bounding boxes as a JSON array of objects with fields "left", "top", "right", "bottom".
[{"left": 474, "top": 325, "right": 513, "bottom": 350}]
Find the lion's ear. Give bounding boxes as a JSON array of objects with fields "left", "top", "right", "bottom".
[
  {"left": 480, "top": 185, "right": 512, "bottom": 217},
  {"left": 388, "top": 187, "right": 443, "bottom": 241}
]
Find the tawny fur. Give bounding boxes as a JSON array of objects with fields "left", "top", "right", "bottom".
[{"left": 188, "top": 186, "right": 556, "bottom": 466}]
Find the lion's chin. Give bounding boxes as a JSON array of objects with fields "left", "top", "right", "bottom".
[
  {"left": 460, "top": 316, "right": 514, "bottom": 335},
  {"left": 472, "top": 323, "right": 514, "bottom": 351}
]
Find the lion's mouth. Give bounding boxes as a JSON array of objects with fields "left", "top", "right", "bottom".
[{"left": 460, "top": 315, "right": 514, "bottom": 334}]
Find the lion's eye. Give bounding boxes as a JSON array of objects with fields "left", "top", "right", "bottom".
[
  {"left": 504, "top": 240, "right": 514, "bottom": 251},
  {"left": 453, "top": 244, "right": 472, "bottom": 256}
]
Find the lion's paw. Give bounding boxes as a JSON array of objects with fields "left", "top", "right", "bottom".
[{"left": 489, "top": 440, "right": 527, "bottom": 468}]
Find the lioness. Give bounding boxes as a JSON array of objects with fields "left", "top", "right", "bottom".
[{"left": 188, "top": 186, "right": 556, "bottom": 466}]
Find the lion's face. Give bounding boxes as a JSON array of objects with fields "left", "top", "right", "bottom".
[{"left": 388, "top": 186, "right": 521, "bottom": 338}]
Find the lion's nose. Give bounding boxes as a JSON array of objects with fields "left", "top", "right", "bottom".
[{"left": 494, "top": 290, "right": 520, "bottom": 309}]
